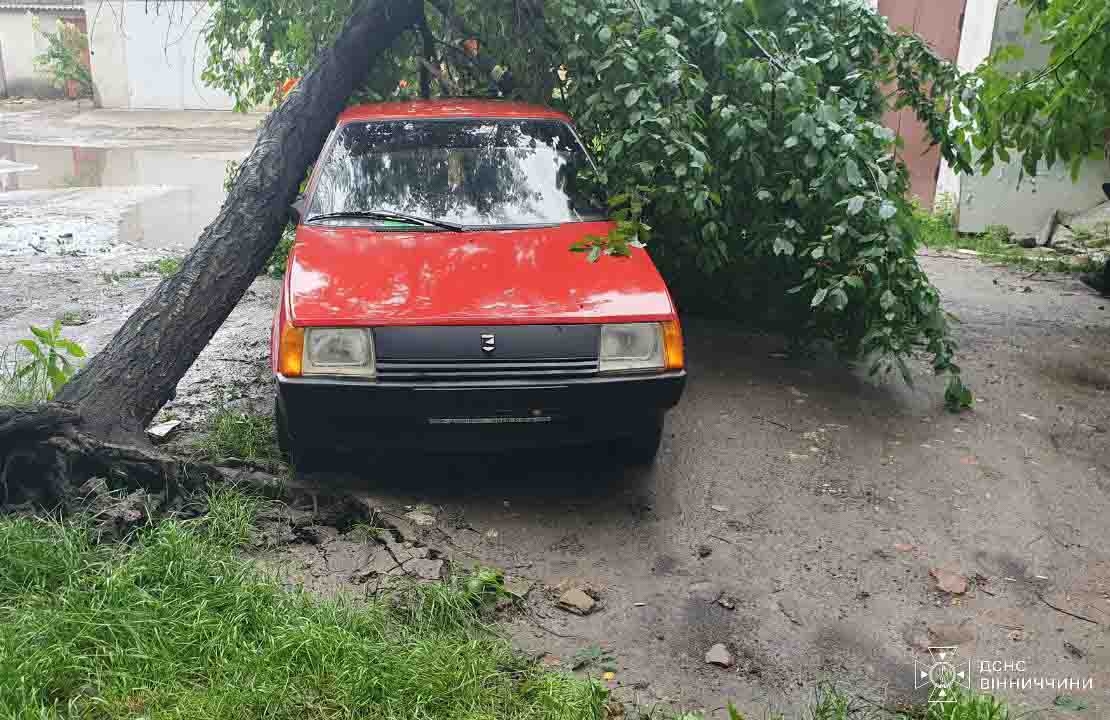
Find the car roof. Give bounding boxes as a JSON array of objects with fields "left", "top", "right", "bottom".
[{"left": 337, "top": 99, "right": 572, "bottom": 124}]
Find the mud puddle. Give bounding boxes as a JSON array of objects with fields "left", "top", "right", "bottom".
[{"left": 0, "top": 142, "right": 244, "bottom": 255}]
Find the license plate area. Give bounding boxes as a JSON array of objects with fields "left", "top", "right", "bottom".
[{"left": 428, "top": 415, "right": 554, "bottom": 425}]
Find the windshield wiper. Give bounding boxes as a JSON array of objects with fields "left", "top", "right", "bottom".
[{"left": 306, "top": 210, "right": 466, "bottom": 232}]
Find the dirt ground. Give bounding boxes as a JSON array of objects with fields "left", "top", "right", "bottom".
[{"left": 2, "top": 101, "right": 1108, "bottom": 718}]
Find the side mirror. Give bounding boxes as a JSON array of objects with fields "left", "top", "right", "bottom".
[{"left": 289, "top": 196, "right": 306, "bottom": 225}]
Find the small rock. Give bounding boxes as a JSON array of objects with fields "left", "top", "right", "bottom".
[
  {"left": 893, "top": 542, "right": 915, "bottom": 553},
  {"left": 717, "top": 597, "right": 736, "bottom": 610},
  {"left": 503, "top": 576, "right": 533, "bottom": 599},
  {"left": 557, "top": 588, "right": 597, "bottom": 615},
  {"left": 930, "top": 567, "right": 969, "bottom": 595},
  {"left": 404, "top": 558, "right": 445, "bottom": 581},
  {"left": 539, "top": 653, "right": 562, "bottom": 667},
  {"left": 696, "top": 544, "right": 713, "bottom": 558},
  {"left": 955, "top": 248, "right": 981, "bottom": 256},
  {"left": 146, "top": 419, "right": 181, "bottom": 443},
  {"left": 363, "top": 549, "right": 402, "bottom": 576},
  {"left": 710, "top": 504, "right": 729, "bottom": 513},
  {"left": 705, "top": 643, "right": 734, "bottom": 668}
]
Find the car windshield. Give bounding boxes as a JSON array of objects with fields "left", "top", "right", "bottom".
[{"left": 307, "top": 118, "right": 607, "bottom": 229}]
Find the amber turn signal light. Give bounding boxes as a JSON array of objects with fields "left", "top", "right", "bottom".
[
  {"left": 278, "top": 325, "right": 305, "bottom": 377},
  {"left": 663, "top": 320, "right": 684, "bottom": 370}
]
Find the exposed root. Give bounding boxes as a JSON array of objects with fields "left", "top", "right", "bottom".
[{"left": 0, "top": 402, "right": 286, "bottom": 513}]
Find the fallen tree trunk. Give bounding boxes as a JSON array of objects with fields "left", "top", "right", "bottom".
[{"left": 1, "top": 0, "right": 420, "bottom": 506}]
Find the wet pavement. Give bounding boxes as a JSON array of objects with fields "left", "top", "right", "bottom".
[{"left": 0, "top": 141, "right": 243, "bottom": 255}]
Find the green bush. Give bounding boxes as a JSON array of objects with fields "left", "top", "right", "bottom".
[{"left": 32, "top": 18, "right": 92, "bottom": 96}]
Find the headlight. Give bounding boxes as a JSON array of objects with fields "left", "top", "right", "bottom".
[
  {"left": 303, "top": 328, "right": 375, "bottom": 377},
  {"left": 599, "top": 323, "right": 664, "bottom": 373}
]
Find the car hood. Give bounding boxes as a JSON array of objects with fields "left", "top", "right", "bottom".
[{"left": 286, "top": 222, "right": 676, "bottom": 326}]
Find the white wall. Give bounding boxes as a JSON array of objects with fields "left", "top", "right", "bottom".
[
  {"left": 84, "top": 0, "right": 128, "bottom": 107},
  {"left": 0, "top": 9, "right": 82, "bottom": 97},
  {"left": 934, "top": 0, "right": 1000, "bottom": 207},
  {"left": 85, "top": 0, "right": 234, "bottom": 110},
  {"left": 956, "top": 1, "right": 1109, "bottom": 235}
]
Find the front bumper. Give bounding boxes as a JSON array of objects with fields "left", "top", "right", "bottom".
[{"left": 277, "top": 371, "right": 685, "bottom": 452}]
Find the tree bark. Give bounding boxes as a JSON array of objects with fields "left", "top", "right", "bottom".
[{"left": 55, "top": 0, "right": 421, "bottom": 443}]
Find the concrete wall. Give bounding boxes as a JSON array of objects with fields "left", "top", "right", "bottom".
[
  {"left": 84, "top": 0, "right": 127, "bottom": 107},
  {"left": 934, "top": 0, "right": 1000, "bottom": 206},
  {"left": 85, "top": 0, "right": 234, "bottom": 110},
  {"left": 956, "top": 2, "right": 1110, "bottom": 235},
  {"left": 0, "top": 9, "right": 82, "bottom": 97}
]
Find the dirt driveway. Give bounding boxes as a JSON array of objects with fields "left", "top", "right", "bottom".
[{"left": 2, "top": 102, "right": 1107, "bottom": 718}]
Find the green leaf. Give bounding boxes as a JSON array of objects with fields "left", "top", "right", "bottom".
[
  {"left": 624, "top": 87, "right": 643, "bottom": 107},
  {"left": 598, "top": 26, "right": 612, "bottom": 43},
  {"left": 945, "top": 375, "right": 973, "bottom": 413},
  {"left": 844, "top": 158, "right": 862, "bottom": 186},
  {"left": 878, "top": 201, "right": 897, "bottom": 220},
  {"left": 17, "top": 338, "right": 46, "bottom": 364},
  {"left": 587, "top": 245, "right": 602, "bottom": 262},
  {"left": 810, "top": 287, "right": 829, "bottom": 307},
  {"left": 29, "top": 325, "right": 53, "bottom": 344},
  {"left": 847, "top": 196, "right": 866, "bottom": 216},
  {"left": 714, "top": 30, "right": 727, "bottom": 48},
  {"left": 57, "top": 339, "right": 86, "bottom": 358},
  {"left": 772, "top": 237, "right": 794, "bottom": 256},
  {"left": 880, "top": 290, "right": 896, "bottom": 310}
]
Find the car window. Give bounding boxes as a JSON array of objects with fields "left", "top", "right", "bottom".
[{"left": 308, "top": 118, "right": 607, "bottom": 228}]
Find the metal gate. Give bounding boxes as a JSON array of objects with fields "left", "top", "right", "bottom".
[{"left": 878, "top": 0, "right": 967, "bottom": 206}]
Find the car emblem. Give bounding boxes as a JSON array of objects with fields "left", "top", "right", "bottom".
[{"left": 481, "top": 333, "right": 495, "bottom": 353}]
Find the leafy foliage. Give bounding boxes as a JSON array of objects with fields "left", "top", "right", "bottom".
[
  {"left": 964, "top": 0, "right": 1109, "bottom": 180},
  {"left": 32, "top": 18, "right": 92, "bottom": 96},
  {"left": 0, "top": 321, "right": 86, "bottom": 404},
  {"left": 204, "top": 0, "right": 973, "bottom": 397}
]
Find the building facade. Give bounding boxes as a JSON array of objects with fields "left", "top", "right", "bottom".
[{"left": 0, "top": 0, "right": 84, "bottom": 97}]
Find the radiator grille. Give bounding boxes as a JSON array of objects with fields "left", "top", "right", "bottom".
[{"left": 375, "top": 358, "right": 598, "bottom": 382}]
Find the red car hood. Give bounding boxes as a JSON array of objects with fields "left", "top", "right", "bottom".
[{"left": 286, "top": 222, "right": 676, "bottom": 326}]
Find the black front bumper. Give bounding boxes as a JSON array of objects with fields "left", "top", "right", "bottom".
[{"left": 277, "top": 371, "right": 685, "bottom": 452}]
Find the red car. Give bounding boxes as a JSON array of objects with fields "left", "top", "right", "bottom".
[{"left": 270, "top": 100, "right": 685, "bottom": 465}]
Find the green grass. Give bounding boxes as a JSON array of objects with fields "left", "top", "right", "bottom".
[
  {"left": 0, "top": 344, "right": 51, "bottom": 406},
  {"left": 194, "top": 407, "right": 281, "bottom": 463},
  {"left": 145, "top": 257, "right": 183, "bottom": 277},
  {"left": 100, "top": 257, "right": 183, "bottom": 284},
  {"left": 912, "top": 203, "right": 1103, "bottom": 274},
  {"left": 0, "top": 491, "right": 607, "bottom": 719},
  {"left": 55, "top": 309, "right": 91, "bottom": 327},
  {"left": 687, "top": 685, "right": 1012, "bottom": 720}
]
